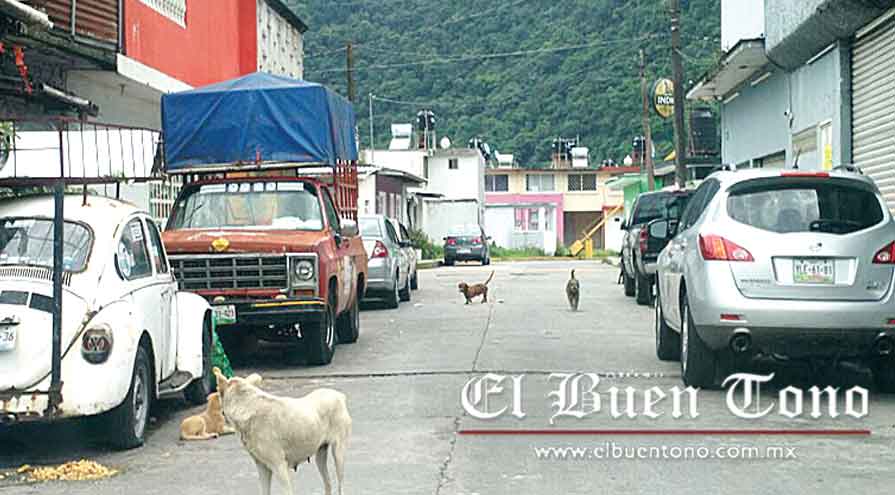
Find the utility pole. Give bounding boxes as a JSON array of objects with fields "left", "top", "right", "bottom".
[
  {"left": 346, "top": 42, "right": 356, "bottom": 103},
  {"left": 368, "top": 93, "right": 375, "bottom": 164},
  {"left": 670, "top": 0, "right": 687, "bottom": 188},
  {"left": 640, "top": 49, "right": 655, "bottom": 191}
]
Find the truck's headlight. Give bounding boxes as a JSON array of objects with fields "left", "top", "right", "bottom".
[
  {"left": 293, "top": 260, "right": 315, "bottom": 282},
  {"left": 82, "top": 324, "right": 113, "bottom": 364}
]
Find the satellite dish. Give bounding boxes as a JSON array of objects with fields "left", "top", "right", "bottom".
[{"left": 440, "top": 137, "right": 452, "bottom": 149}]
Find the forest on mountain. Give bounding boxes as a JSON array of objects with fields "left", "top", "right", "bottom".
[{"left": 286, "top": 0, "right": 722, "bottom": 167}]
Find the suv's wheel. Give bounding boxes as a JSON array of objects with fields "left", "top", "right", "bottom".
[
  {"left": 655, "top": 289, "right": 680, "bottom": 361},
  {"left": 635, "top": 271, "right": 653, "bottom": 306},
  {"left": 336, "top": 295, "right": 360, "bottom": 344},
  {"left": 306, "top": 294, "right": 336, "bottom": 365},
  {"left": 444, "top": 258, "right": 455, "bottom": 267},
  {"left": 680, "top": 296, "right": 716, "bottom": 388},
  {"left": 622, "top": 264, "right": 635, "bottom": 297},
  {"left": 399, "top": 273, "right": 411, "bottom": 302},
  {"left": 482, "top": 256, "right": 491, "bottom": 266},
  {"left": 384, "top": 272, "right": 400, "bottom": 308},
  {"left": 184, "top": 316, "right": 214, "bottom": 405},
  {"left": 108, "top": 345, "right": 153, "bottom": 450},
  {"left": 410, "top": 270, "right": 419, "bottom": 290}
]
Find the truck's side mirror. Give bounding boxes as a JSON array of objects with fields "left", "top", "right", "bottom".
[
  {"left": 340, "top": 219, "right": 359, "bottom": 238},
  {"left": 647, "top": 219, "right": 670, "bottom": 241}
]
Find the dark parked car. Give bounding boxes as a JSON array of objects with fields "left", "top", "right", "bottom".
[
  {"left": 444, "top": 224, "right": 491, "bottom": 266},
  {"left": 621, "top": 189, "right": 693, "bottom": 305}
]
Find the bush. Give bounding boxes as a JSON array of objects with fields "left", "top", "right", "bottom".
[
  {"left": 554, "top": 245, "right": 571, "bottom": 257},
  {"left": 409, "top": 228, "right": 443, "bottom": 260},
  {"left": 490, "top": 245, "right": 545, "bottom": 258}
]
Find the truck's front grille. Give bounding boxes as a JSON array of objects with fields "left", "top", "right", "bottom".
[{"left": 169, "top": 255, "right": 288, "bottom": 291}]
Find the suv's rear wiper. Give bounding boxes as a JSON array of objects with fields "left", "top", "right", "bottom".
[{"left": 809, "top": 219, "right": 863, "bottom": 234}]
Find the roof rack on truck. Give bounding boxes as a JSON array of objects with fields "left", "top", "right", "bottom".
[{"left": 160, "top": 72, "right": 360, "bottom": 221}]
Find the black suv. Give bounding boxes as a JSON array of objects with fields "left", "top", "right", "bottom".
[{"left": 620, "top": 189, "right": 692, "bottom": 305}]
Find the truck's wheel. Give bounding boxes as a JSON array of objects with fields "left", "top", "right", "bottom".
[
  {"left": 108, "top": 345, "right": 153, "bottom": 450},
  {"left": 399, "top": 274, "right": 411, "bottom": 302},
  {"left": 384, "top": 272, "right": 400, "bottom": 309},
  {"left": 680, "top": 296, "right": 716, "bottom": 388},
  {"left": 635, "top": 272, "right": 653, "bottom": 306},
  {"left": 336, "top": 295, "right": 360, "bottom": 344},
  {"left": 184, "top": 316, "right": 214, "bottom": 405},
  {"left": 655, "top": 289, "right": 680, "bottom": 361},
  {"left": 622, "top": 264, "right": 635, "bottom": 297},
  {"left": 411, "top": 270, "right": 419, "bottom": 290},
  {"left": 306, "top": 295, "right": 336, "bottom": 365}
]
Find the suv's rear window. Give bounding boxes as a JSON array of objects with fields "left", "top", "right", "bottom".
[
  {"left": 632, "top": 193, "right": 691, "bottom": 225},
  {"left": 727, "top": 179, "right": 884, "bottom": 234}
]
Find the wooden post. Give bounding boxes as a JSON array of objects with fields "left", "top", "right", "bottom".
[{"left": 640, "top": 49, "right": 655, "bottom": 191}]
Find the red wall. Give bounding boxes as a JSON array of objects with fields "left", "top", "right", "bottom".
[{"left": 123, "top": 0, "right": 258, "bottom": 87}]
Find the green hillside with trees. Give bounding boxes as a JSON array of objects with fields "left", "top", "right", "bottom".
[{"left": 286, "top": 0, "right": 721, "bottom": 167}]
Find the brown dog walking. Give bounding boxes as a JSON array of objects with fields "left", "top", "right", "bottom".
[{"left": 459, "top": 270, "right": 494, "bottom": 304}]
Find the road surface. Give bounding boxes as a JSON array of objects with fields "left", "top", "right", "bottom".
[{"left": 2, "top": 260, "right": 894, "bottom": 494}]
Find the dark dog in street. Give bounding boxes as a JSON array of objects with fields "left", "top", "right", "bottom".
[
  {"left": 459, "top": 271, "right": 494, "bottom": 304},
  {"left": 566, "top": 269, "right": 580, "bottom": 311}
]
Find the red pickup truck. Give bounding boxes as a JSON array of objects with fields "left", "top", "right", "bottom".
[{"left": 162, "top": 175, "right": 367, "bottom": 365}]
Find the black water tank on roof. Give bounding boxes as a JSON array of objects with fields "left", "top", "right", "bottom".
[{"left": 689, "top": 107, "right": 718, "bottom": 156}]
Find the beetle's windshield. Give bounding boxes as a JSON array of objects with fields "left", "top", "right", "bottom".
[
  {"left": 167, "top": 181, "right": 324, "bottom": 231},
  {"left": 0, "top": 218, "right": 92, "bottom": 271}
]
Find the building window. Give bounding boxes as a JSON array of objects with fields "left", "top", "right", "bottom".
[
  {"left": 526, "top": 174, "right": 555, "bottom": 192},
  {"left": 138, "top": 0, "right": 187, "bottom": 27},
  {"left": 486, "top": 175, "right": 509, "bottom": 192},
  {"left": 568, "top": 174, "right": 597, "bottom": 191},
  {"left": 527, "top": 208, "right": 540, "bottom": 231},
  {"left": 449, "top": 159, "right": 459, "bottom": 170}
]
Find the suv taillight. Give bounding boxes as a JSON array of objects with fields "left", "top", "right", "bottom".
[
  {"left": 472, "top": 237, "right": 482, "bottom": 245},
  {"left": 446, "top": 238, "right": 457, "bottom": 246},
  {"left": 699, "top": 234, "right": 753, "bottom": 262},
  {"left": 639, "top": 228, "right": 648, "bottom": 253},
  {"left": 873, "top": 242, "right": 895, "bottom": 264},
  {"left": 372, "top": 240, "right": 388, "bottom": 258}
]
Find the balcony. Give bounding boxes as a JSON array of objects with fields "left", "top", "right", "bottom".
[{"left": 23, "top": 0, "right": 120, "bottom": 47}]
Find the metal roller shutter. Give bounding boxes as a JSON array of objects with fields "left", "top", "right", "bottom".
[{"left": 852, "top": 14, "right": 895, "bottom": 207}]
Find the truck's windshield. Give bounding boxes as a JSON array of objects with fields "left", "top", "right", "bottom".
[
  {"left": 168, "top": 181, "right": 324, "bottom": 230},
  {"left": 0, "top": 218, "right": 92, "bottom": 271}
]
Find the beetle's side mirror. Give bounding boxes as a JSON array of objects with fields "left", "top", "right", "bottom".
[{"left": 340, "top": 219, "right": 359, "bottom": 238}]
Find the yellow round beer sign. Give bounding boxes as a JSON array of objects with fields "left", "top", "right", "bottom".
[{"left": 653, "top": 78, "right": 675, "bottom": 119}]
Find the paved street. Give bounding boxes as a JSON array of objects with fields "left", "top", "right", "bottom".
[{"left": 3, "top": 260, "right": 895, "bottom": 494}]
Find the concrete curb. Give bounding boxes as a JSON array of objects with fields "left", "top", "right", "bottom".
[{"left": 417, "top": 259, "right": 442, "bottom": 269}]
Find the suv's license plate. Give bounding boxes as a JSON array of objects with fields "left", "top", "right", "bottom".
[
  {"left": 458, "top": 248, "right": 471, "bottom": 254},
  {"left": 0, "top": 327, "right": 15, "bottom": 351},
  {"left": 793, "top": 258, "right": 834, "bottom": 284},
  {"left": 213, "top": 305, "right": 237, "bottom": 326}
]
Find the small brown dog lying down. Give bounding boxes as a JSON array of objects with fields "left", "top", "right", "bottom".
[
  {"left": 180, "top": 373, "right": 261, "bottom": 441},
  {"left": 180, "top": 391, "right": 236, "bottom": 440},
  {"left": 459, "top": 270, "right": 494, "bottom": 304},
  {"left": 213, "top": 368, "right": 351, "bottom": 495}
]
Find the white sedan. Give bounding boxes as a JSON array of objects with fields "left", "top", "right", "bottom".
[{"left": 0, "top": 195, "right": 212, "bottom": 449}]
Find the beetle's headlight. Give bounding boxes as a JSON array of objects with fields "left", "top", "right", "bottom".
[
  {"left": 293, "top": 259, "right": 315, "bottom": 283},
  {"left": 82, "top": 324, "right": 114, "bottom": 364}
]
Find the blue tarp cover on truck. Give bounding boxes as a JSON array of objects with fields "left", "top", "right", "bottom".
[{"left": 161, "top": 72, "right": 358, "bottom": 172}]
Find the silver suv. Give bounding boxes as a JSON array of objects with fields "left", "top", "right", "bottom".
[{"left": 651, "top": 167, "right": 895, "bottom": 389}]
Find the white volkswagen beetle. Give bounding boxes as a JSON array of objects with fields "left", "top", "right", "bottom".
[{"left": 0, "top": 194, "right": 212, "bottom": 449}]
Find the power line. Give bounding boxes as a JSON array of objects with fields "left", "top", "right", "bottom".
[{"left": 308, "top": 34, "right": 665, "bottom": 75}]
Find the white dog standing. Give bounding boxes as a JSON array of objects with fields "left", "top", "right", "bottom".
[{"left": 213, "top": 368, "right": 351, "bottom": 495}]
